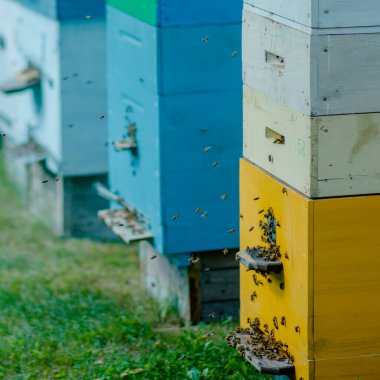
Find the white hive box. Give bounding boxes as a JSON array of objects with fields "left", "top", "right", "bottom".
[
  {"left": 246, "top": 0, "right": 380, "bottom": 28},
  {"left": 243, "top": 5, "right": 380, "bottom": 116},
  {"left": 244, "top": 87, "right": 380, "bottom": 198}
]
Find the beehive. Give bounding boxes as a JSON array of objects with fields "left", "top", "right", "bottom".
[
  {"left": 243, "top": 87, "right": 380, "bottom": 198},
  {"left": 0, "top": 0, "right": 110, "bottom": 237},
  {"left": 239, "top": 159, "right": 380, "bottom": 379},
  {"left": 243, "top": 6, "right": 380, "bottom": 116},
  {"left": 107, "top": 5, "right": 242, "bottom": 255}
]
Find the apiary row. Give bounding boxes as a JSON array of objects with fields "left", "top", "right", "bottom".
[
  {"left": 233, "top": 1, "right": 380, "bottom": 379},
  {"left": 104, "top": 1, "right": 242, "bottom": 321}
]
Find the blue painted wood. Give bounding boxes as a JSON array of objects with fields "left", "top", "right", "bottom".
[
  {"left": 107, "top": 6, "right": 241, "bottom": 96},
  {"left": 108, "top": 76, "right": 242, "bottom": 255},
  {"left": 15, "top": 5, "right": 107, "bottom": 176},
  {"left": 157, "top": 0, "right": 243, "bottom": 26},
  {"left": 17, "top": 0, "right": 104, "bottom": 19}
]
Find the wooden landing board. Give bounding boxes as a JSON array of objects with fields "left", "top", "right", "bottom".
[{"left": 98, "top": 209, "right": 153, "bottom": 244}]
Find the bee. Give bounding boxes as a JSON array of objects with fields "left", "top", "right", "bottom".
[
  {"left": 228, "top": 229, "right": 236, "bottom": 233},
  {"left": 55, "top": 178, "right": 60, "bottom": 182},
  {"left": 250, "top": 291, "right": 257, "bottom": 301},
  {"left": 223, "top": 248, "right": 229, "bottom": 255},
  {"left": 263, "top": 323, "right": 269, "bottom": 333},
  {"left": 188, "top": 256, "right": 200, "bottom": 264},
  {"left": 240, "top": 214, "right": 244, "bottom": 219},
  {"left": 212, "top": 162, "right": 219, "bottom": 168},
  {"left": 221, "top": 194, "right": 228, "bottom": 200},
  {"left": 202, "top": 266, "right": 210, "bottom": 272},
  {"left": 280, "top": 283, "right": 285, "bottom": 290},
  {"left": 0, "top": 133, "right": 6, "bottom": 137},
  {"left": 282, "top": 187, "right": 288, "bottom": 194},
  {"left": 84, "top": 15, "right": 93, "bottom": 20},
  {"left": 258, "top": 209, "right": 264, "bottom": 214},
  {"left": 42, "top": 179, "right": 49, "bottom": 184},
  {"left": 202, "top": 331, "right": 214, "bottom": 338},
  {"left": 249, "top": 226, "right": 254, "bottom": 232},
  {"left": 232, "top": 50, "right": 238, "bottom": 57},
  {"left": 276, "top": 221, "right": 281, "bottom": 228},
  {"left": 172, "top": 214, "right": 180, "bottom": 221},
  {"left": 281, "top": 316, "right": 286, "bottom": 326},
  {"left": 295, "top": 326, "right": 300, "bottom": 334},
  {"left": 208, "top": 312, "right": 216, "bottom": 318},
  {"left": 267, "top": 278, "right": 272, "bottom": 283},
  {"left": 98, "top": 114, "right": 105, "bottom": 120},
  {"left": 202, "top": 36, "right": 209, "bottom": 42},
  {"left": 204, "top": 146, "right": 212, "bottom": 152},
  {"left": 273, "top": 317, "right": 279, "bottom": 329},
  {"left": 253, "top": 275, "right": 263, "bottom": 286},
  {"left": 268, "top": 155, "right": 274, "bottom": 162},
  {"left": 273, "top": 136, "right": 285, "bottom": 144},
  {"left": 253, "top": 197, "right": 260, "bottom": 201},
  {"left": 196, "top": 207, "right": 201, "bottom": 213},
  {"left": 150, "top": 255, "right": 157, "bottom": 260},
  {"left": 201, "top": 212, "right": 208, "bottom": 218},
  {"left": 118, "top": 223, "right": 124, "bottom": 227}
]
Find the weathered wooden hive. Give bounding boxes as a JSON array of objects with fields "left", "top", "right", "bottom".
[
  {"left": 229, "top": 1, "right": 380, "bottom": 379},
  {"left": 0, "top": 0, "right": 110, "bottom": 238},
  {"left": 102, "top": 0, "right": 243, "bottom": 322}
]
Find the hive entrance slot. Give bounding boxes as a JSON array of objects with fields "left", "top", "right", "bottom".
[{"left": 265, "top": 51, "right": 285, "bottom": 69}]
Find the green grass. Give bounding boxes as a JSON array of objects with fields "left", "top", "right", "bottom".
[{"left": 0, "top": 157, "right": 267, "bottom": 380}]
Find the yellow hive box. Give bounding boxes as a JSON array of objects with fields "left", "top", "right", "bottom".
[{"left": 239, "top": 159, "right": 380, "bottom": 379}]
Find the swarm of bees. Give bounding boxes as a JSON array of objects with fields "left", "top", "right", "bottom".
[
  {"left": 247, "top": 207, "right": 282, "bottom": 262},
  {"left": 226, "top": 323, "right": 294, "bottom": 364}
]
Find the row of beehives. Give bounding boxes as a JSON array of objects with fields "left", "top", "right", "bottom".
[
  {"left": 233, "top": 1, "right": 380, "bottom": 378},
  {"left": 0, "top": 0, "right": 243, "bottom": 322}
]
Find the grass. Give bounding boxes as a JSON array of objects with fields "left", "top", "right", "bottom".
[{"left": 0, "top": 157, "right": 267, "bottom": 380}]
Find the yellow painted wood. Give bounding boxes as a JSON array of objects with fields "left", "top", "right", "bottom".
[
  {"left": 240, "top": 160, "right": 380, "bottom": 379},
  {"left": 314, "top": 197, "right": 380, "bottom": 359},
  {"left": 240, "top": 158, "right": 314, "bottom": 379},
  {"left": 243, "top": 86, "right": 380, "bottom": 198}
]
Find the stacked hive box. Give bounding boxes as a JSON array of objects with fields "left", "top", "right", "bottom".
[
  {"left": 233, "top": 1, "right": 380, "bottom": 379},
  {"left": 0, "top": 0, "right": 110, "bottom": 238},
  {"left": 104, "top": 0, "right": 242, "bottom": 322}
]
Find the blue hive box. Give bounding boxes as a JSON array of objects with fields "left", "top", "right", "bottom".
[
  {"left": 11, "top": 3, "right": 107, "bottom": 176},
  {"left": 107, "top": 6, "right": 242, "bottom": 256},
  {"left": 17, "top": 0, "right": 104, "bottom": 19},
  {"left": 108, "top": 0, "right": 242, "bottom": 26}
]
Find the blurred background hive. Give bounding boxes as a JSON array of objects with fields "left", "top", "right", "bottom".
[
  {"left": 0, "top": 0, "right": 109, "bottom": 238},
  {"left": 103, "top": 0, "right": 243, "bottom": 322}
]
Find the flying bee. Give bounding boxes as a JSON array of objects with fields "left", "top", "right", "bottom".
[
  {"left": 196, "top": 207, "right": 201, "bottom": 213},
  {"left": 212, "top": 162, "right": 219, "bottom": 168},
  {"left": 172, "top": 214, "right": 180, "bottom": 221},
  {"left": 201, "top": 212, "right": 208, "bottom": 218},
  {"left": 204, "top": 146, "right": 212, "bottom": 152},
  {"left": 258, "top": 209, "right": 264, "bottom": 214},
  {"left": 150, "top": 255, "right": 157, "bottom": 260},
  {"left": 84, "top": 15, "right": 93, "bottom": 20},
  {"left": 208, "top": 312, "right": 216, "bottom": 319},
  {"left": 221, "top": 194, "right": 228, "bottom": 200},
  {"left": 202, "top": 331, "right": 214, "bottom": 338},
  {"left": 249, "top": 226, "right": 254, "bottom": 232},
  {"left": 188, "top": 255, "right": 200, "bottom": 264},
  {"left": 228, "top": 229, "right": 236, "bottom": 233},
  {"left": 253, "top": 197, "right": 260, "bottom": 201},
  {"left": 98, "top": 114, "right": 105, "bottom": 119},
  {"left": 202, "top": 36, "right": 209, "bottom": 42},
  {"left": 202, "top": 266, "right": 210, "bottom": 272},
  {"left": 223, "top": 248, "right": 229, "bottom": 255},
  {"left": 232, "top": 50, "right": 238, "bottom": 57},
  {"left": 42, "top": 179, "right": 49, "bottom": 184}
]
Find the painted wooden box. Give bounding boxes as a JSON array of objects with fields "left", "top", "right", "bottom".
[
  {"left": 244, "top": 87, "right": 380, "bottom": 198},
  {"left": 243, "top": 6, "right": 380, "bottom": 116},
  {"left": 238, "top": 159, "right": 380, "bottom": 379},
  {"left": 107, "top": 8, "right": 242, "bottom": 255},
  {"left": 246, "top": 0, "right": 380, "bottom": 28},
  {"left": 17, "top": 0, "right": 104, "bottom": 20},
  {"left": 108, "top": 85, "right": 242, "bottom": 255},
  {"left": 12, "top": 4, "right": 107, "bottom": 176},
  {"left": 0, "top": 0, "right": 38, "bottom": 146},
  {"left": 107, "top": 7, "right": 241, "bottom": 97},
  {"left": 108, "top": 0, "right": 242, "bottom": 27}
]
